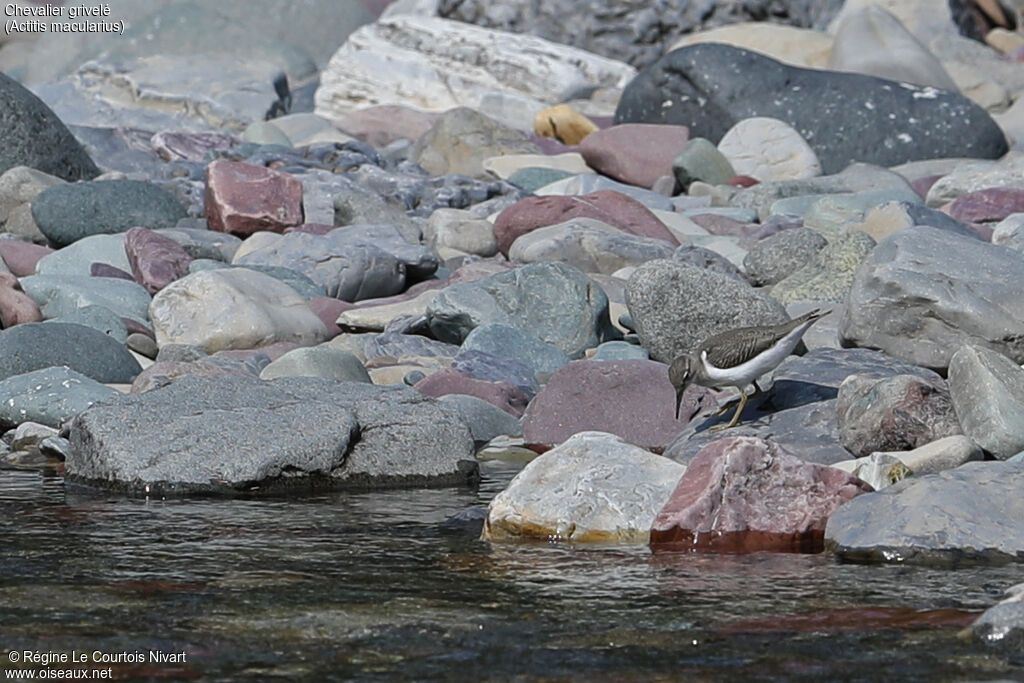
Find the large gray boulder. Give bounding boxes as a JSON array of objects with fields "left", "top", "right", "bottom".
[
  {"left": 825, "top": 461, "right": 1024, "bottom": 564},
  {"left": 0, "top": 366, "right": 119, "bottom": 431},
  {"left": 0, "top": 322, "right": 141, "bottom": 384},
  {"left": 65, "top": 376, "right": 478, "bottom": 496},
  {"left": 840, "top": 226, "right": 1024, "bottom": 371},
  {"left": 948, "top": 345, "right": 1024, "bottom": 460}
]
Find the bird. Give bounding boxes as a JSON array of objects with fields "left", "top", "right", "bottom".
[{"left": 668, "top": 309, "right": 828, "bottom": 431}]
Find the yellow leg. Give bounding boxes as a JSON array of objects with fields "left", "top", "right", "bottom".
[{"left": 711, "top": 390, "right": 747, "bottom": 431}]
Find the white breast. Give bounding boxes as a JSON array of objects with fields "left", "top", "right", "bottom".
[{"left": 700, "top": 320, "right": 813, "bottom": 389}]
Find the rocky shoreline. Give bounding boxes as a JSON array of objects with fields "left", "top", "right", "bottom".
[{"left": 1, "top": 0, "right": 1023, "bottom": 649}]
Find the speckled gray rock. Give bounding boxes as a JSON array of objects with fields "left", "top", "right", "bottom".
[
  {"left": 0, "top": 322, "right": 141, "bottom": 384},
  {"left": 65, "top": 376, "right": 478, "bottom": 496},
  {"left": 0, "top": 71, "right": 99, "bottom": 181},
  {"left": 743, "top": 227, "right": 827, "bottom": 286},
  {"left": 31, "top": 180, "right": 186, "bottom": 247},
  {"left": 948, "top": 345, "right": 1024, "bottom": 460},
  {"left": 427, "top": 262, "right": 615, "bottom": 358},
  {"left": 968, "top": 583, "right": 1024, "bottom": 651},
  {"left": 770, "top": 230, "right": 876, "bottom": 304},
  {"left": 841, "top": 226, "right": 1024, "bottom": 370},
  {"left": 258, "top": 346, "right": 372, "bottom": 383},
  {"left": 508, "top": 218, "right": 677, "bottom": 275},
  {"left": 19, "top": 274, "right": 151, "bottom": 326},
  {"left": 461, "top": 323, "right": 569, "bottom": 379},
  {"left": 0, "top": 366, "right": 119, "bottom": 430},
  {"left": 438, "top": 393, "right": 523, "bottom": 447},
  {"left": 44, "top": 305, "right": 129, "bottom": 345},
  {"left": 671, "top": 245, "right": 747, "bottom": 283},
  {"left": 410, "top": 107, "right": 541, "bottom": 179},
  {"left": 615, "top": 44, "right": 1008, "bottom": 174},
  {"left": 824, "top": 461, "right": 1024, "bottom": 564},
  {"left": 625, "top": 258, "right": 787, "bottom": 363}
]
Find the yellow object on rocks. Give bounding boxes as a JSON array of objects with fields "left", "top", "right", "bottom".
[{"left": 534, "top": 104, "right": 598, "bottom": 145}]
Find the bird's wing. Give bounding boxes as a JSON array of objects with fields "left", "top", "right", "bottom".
[{"left": 701, "top": 326, "right": 788, "bottom": 369}]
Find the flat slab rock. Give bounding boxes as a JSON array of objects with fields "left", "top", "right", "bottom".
[
  {"left": 65, "top": 376, "right": 478, "bottom": 496},
  {"left": 825, "top": 461, "right": 1024, "bottom": 565}
]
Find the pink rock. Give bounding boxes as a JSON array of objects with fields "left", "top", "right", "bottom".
[
  {"left": 91, "top": 263, "right": 135, "bottom": 280},
  {"left": 122, "top": 317, "right": 154, "bottom": 340},
  {"left": 204, "top": 160, "right": 304, "bottom": 237},
  {"left": 943, "top": 187, "right": 1024, "bottom": 224},
  {"left": 727, "top": 175, "right": 759, "bottom": 187},
  {"left": 124, "top": 227, "right": 192, "bottom": 294},
  {"left": 650, "top": 437, "right": 872, "bottom": 553},
  {"left": 0, "top": 272, "right": 43, "bottom": 328},
  {"left": 910, "top": 174, "right": 942, "bottom": 200},
  {"left": 688, "top": 213, "right": 757, "bottom": 238},
  {"left": 338, "top": 105, "right": 441, "bottom": 148},
  {"left": 414, "top": 367, "right": 528, "bottom": 417},
  {"left": 521, "top": 359, "right": 697, "bottom": 453},
  {"left": 579, "top": 123, "right": 690, "bottom": 188},
  {"left": 0, "top": 240, "right": 53, "bottom": 277},
  {"left": 307, "top": 295, "right": 352, "bottom": 339},
  {"left": 151, "top": 131, "right": 239, "bottom": 162},
  {"left": 286, "top": 222, "right": 335, "bottom": 235},
  {"left": 131, "top": 360, "right": 258, "bottom": 393},
  {"left": 493, "top": 190, "right": 679, "bottom": 256}
]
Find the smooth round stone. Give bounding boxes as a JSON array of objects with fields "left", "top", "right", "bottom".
[
  {"left": 718, "top": 117, "right": 822, "bottom": 182},
  {"left": 770, "top": 231, "right": 876, "bottom": 304},
  {"left": 461, "top": 323, "right": 570, "bottom": 379},
  {"left": 424, "top": 208, "right": 499, "bottom": 258},
  {"left": 672, "top": 137, "right": 735, "bottom": 189},
  {"left": 507, "top": 167, "right": 575, "bottom": 193},
  {"left": 0, "top": 366, "right": 119, "bottom": 431},
  {"left": 31, "top": 180, "right": 186, "bottom": 247},
  {"left": 0, "top": 166, "right": 65, "bottom": 244},
  {"left": 671, "top": 244, "right": 747, "bottom": 283},
  {"left": 33, "top": 234, "right": 130, "bottom": 277},
  {"left": 588, "top": 341, "right": 649, "bottom": 361},
  {"left": 452, "top": 350, "right": 540, "bottom": 400},
  {"left": 19, "top": 274, "right": 151, "bottom": 326},
  {"left": 744, "top": 227, "right": 828, "bottom": 286},
  {"left": 579, "top": 123, "right": 691, "bottom": 189},
  {"left": 0, "top": 322, "right": 141, "bottom": 384},
  {"left": 127, "top": 332, "right": 159, "bottom": 359},
  {"left": 992, "top": 213, "right": 1024, "bottom": 252},
  {"left": 44, "top": 304, "right": 129, "bottom": 344},
  {"left": 242, "top": 120, "right": 293, "bottom": 147},
  {"left": 259, "top": 346, "right": 371, "bottom": 383},
  {"left": 438, "top": 394, "right": 523, "bottom": 446},
  {"left": 534, "top": 173, "right": 676, "bottom": 212}
]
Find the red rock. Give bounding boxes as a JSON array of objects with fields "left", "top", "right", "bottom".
[
  {"left": 204, "top": 160, "right": 304, "bottom": 237},
  {"left": 414, "top": 367, "right": 528, "bottom": 417},
  {"left": 0, "top": 272, "right": 42, "bottom": 328},
  {"left": 910, "top": 174, "right": 942, "bottom": 200},
  {"left": 337, "top": 105, "right": 441, "bottom": 148},
  {"left": 493, "top": 190, "right": 679, "bottom": 256},
  {"left": 727, "top": 175, "right": 759, "bottom": 187},
  {"left": 124, "top": 227, "right": 192, "bottom": 294},
  {"left": 650, "top": 437, "right": 872, "bottom": 553},
  {"left": 307, "top": 295, "right": 352, "bottom": 339},
  {"left": 579, "top": 123, "right": 690, "bottom": 188},
  {"left": 0, "top": 241, "right": 53, "bottom": 277},
  {"left": 91, "top": 263, "right": 134, "bottom": 280},
  {"left": 122, "top": 317, "right": 154, "bottom": 340},
  {"left": 286, "top": 222, "right": 335, "bottom": 235},
  {"left": 943, "top": 187, "right": 1024, "bottom": 223},
  {"left": 521, "top": 359, "right": 698, "bottom": 453}
]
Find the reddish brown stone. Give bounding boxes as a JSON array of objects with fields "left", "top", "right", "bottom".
[
  {"left": 0, "top": 272, "right": 42, "bottom": 328},
  {"left": 521, "top": 359, "right": 700, "bottom": 453},
  {"left": 204, "top": 160, "right": 304, "bottom": 236},
  {"left": 493, "top": 190, "right": 679, "bottom": 256},
  {"left": 910, "top": 174, "right": 942, "bottom": 200},
  {"left": 727, "top": 175, "right": 759, "bottom": 187},
  {"left": 338, "top": 105, "right": 441, "bottom": 148},
  {"left": 650, "top": 437, "right": 872, "bottom": 553},
  {"left": 91, "top": 263, "right": 134, "bottom": 280},
  {"left": 0, "top": 240, "right": 53, "bottom": 277},
  {"left": 124, "top": 227, "right": 192, "bottom": 294},
  {"left": 944, "top": 187, "right": 1024, "bottom": 224},
  {"left": 414, "top": 367, "right": 528, "bottom": 417},
  {"left": 307, "top": 295, "right": 353, "bottom": 339},
  {"left": 579, "top": 123, "right": 690, "bottom": 188}
]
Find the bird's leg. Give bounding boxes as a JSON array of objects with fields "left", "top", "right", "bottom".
[
  {"left": 711, "top": 390, "right": 748, "bottom": 431},
  {"left": 752, "top": 380, "right": 764, "bottom": 396}
]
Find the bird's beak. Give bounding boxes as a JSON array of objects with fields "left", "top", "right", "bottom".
[{"left": 675, "top": 386, "right": 684, "bottom": 420}]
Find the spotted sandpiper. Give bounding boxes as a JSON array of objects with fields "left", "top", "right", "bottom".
[{"left": 668, "top": 309, "right": 828, "bottom": 430}]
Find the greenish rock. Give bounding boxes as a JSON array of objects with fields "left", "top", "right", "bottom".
[
  {"left": 507, "top": 167, "right": 575, "bottom": 193},
  {"left": 20, "top": 274, "right": 152, "bottom": 326},
  {"left": 242, "top": 120, "right": 292, "bottom": 147},
  {"left": 769, "top": 194, "right": 831, "bottom": 218},
  {"left": 461, "top": 323, "right": 570, "bottom": 379},
  {"left": 672, "top": 137, "right": 734, "bottom": 189},
  {"left": 259, "top": 346, "right": 372, "bottom": 383},
  {"left": 684, "top": 207, "right": 758, "bottom": 223},
  {"left": 744, "top": 227, "right": 828, "bottom": 286},
  {"left": 770, "top": 231, "right": 876, "bottom": 305},
  {"left": 31, "top": 180, "right": 187, "bottom": 247},
  {"left": 44, "top": 305, "right": 129, "bottom": 345},
  {"left": 34, "top": 234, "right": 130, "bottom": 277},
  {"left": 589, "top": 341, "right": 649, "bottom": 361},
  {"left": 0, "top": 366, "right": 119, "bottom": 431}
]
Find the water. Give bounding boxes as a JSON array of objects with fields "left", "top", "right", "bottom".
[{"left": 1, "top": 460, "right": 1021, "bottom": 681}]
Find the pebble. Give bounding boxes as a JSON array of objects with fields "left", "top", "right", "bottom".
[
  {"left": 672, "top": 138, "right": 735, "bottom": 189},
  {"left": 579, "top": 123, "right": 691, "bottom": 188},
  {"left": 769, "top": 230, "right": 876, "bottom": 305},
  {"left": 717, "top": 117, "right": 822, "bottom": 181},
  {"left": 204, "top": 160, "right": 304, "bottom": 237}
]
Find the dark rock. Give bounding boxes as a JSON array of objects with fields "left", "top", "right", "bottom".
[
  {"left": 66, "top": 376, "right": 478, "bottom": 496},
  {"left": 968, "top": 583, "right": 1024, "bottom": 651},
  {"left": 0, "top": 71, "right": 99, "bottom": 181},
  {"left": 615, "top": 44, "right": 1008, "bottom": 174},
  {"left": 0, "top": 322, "right": 141, "bottom": 384},
  {"left": 521, "top": 358, "right": 689, "bottom": 452},
  {"left": 824, "top": 461, "right": 1024, "bottom": 564},
  {"left": 131, "top": 357, "right": 261, "bottom": 393},
  {"left": 31, "top": 180, "right": 186, "bottom": 248},
  {"left": 205, "top": 160, "right": 304, "bottom": 237},
  {"left": 461, "top": 323, "right": 570, "bottom": 379},
  {"left": 46, "top": 305, "right": 129, "bottom": 345},
  {"left": 124, "top": 227, "right": 192, "bottom": 294},
  {"left": 0, "top": 366, "right": 118, "bottom": 431},
  {"left": 671, "top": 244, "right": 747, "bottom": 283},
  {"left": 651, "top": 436, "right": 871, "bottom": 552},
  {"left": 364, "top": 331, "right": 460, "bottom": 361}
]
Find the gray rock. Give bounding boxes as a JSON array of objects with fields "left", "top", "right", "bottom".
[
  {"left": 536, "top": 174, "right": 676, "bottom": 212},
  {"left": 258, "top": 346, "right": 372, "bottom": 383},
  {"left": 589, "top": 340, "right": 649, "bottom": 361},
  {"left": 849, "top": 200, "right": 982, "bottom": 244},
  {"left": 770, "top": 230, "right": 876, "bottom": 304},
  {"left": 836, "top": 373, "right": 962, "bottom": 458},
  {"left": 0, "top": 322, "right": 141, "bottom": 384},
  {"left": 948, "top": 345, "right": 1024, "bottom": 460},
  {"left": 44, "top": 305, "right": 129, "bottom": 345},
  {"left": 672, "top": 137, "right": 735, "bottom": 189},
  {"left": 33, "top": 234, "right": 131, "bottom": 277},
  {"left": 968, "top": 583, "right": 1024, "bottom": 651},
  {"left": 0, "top": 71, "right": 99, "bottom": 181},
  {"left": 364, "top": 331, "right": 460, "bottom": 362},
  {"left": 331, "top": 178, "right": 422, "bottom": 245},
  {"left": 427, "top": 262, "right": 615, "bottom": 358},
  {"left": 0, "top": 166, "right": 65, "bottom": 244},
  {"left": 66, "top": 376, "right": 478, "bottom": 496},
  {"left": 992, "top": 213, "right": 1024, "bottom": 253},
  {"left": 424, "top": 208, "right": 499, "bottom": 258},
  {"left": 157, "top": 227, "right": 242, "bottom": 262},
  {"left": 438, "top": 394, "right": 523, "bottom": 446},
  {"left": 31, "top": 180, "right": 186, "bottom": 247},
  {"left": 824, "top": 461, "right": 1024, "bottom": 564},
  {"left": 410, "top": 107, "right": 541, "bottom": 180},
  {"left": 19, "top": 274, "right": 151, "bottom": 327},
  {"left": 671, "top": 245, "right": 747, "bottom": 283},
  {"left": 508, "top": 218, "right": 676, "bottom": 275},
  {"left": 625, "top": 258, "right": 787, "bottom": 363},
  {"left": 452, "top": 349, "right": 540, "bottom": 400},
  {"left": 744, "top": 228, "right": 827, "bottom": 286},
  {"left": 461, "top": 323, "right": 570, "bottom": 379},
  {"left": 840, "top": 226, "right": 1024, "bottom": 370},
  {"left": 615, "top": 44, "right": 1008, "bottom": 173},
  {"left": 0, "top": 366, "right": 119, "bottom": 431}
]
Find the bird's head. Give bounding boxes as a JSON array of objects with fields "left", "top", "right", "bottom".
[{"left": 667, "top": 354, "right": 695, "bottom": 420}]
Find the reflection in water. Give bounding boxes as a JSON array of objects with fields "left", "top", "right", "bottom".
[{"left": 0, "top": 461, "right": 1020, "bottom": 681}]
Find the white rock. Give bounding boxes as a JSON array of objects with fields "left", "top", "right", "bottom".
[
  {"left": 925, "top": 152, "right": 1024, "bottom": 207},
  {"left": 483, "top": 431, "right": 686, "bottom": 544},
  {"left": 482, "top": 153, "right": 593, "bottom": 180},
  {"left": 831, "top": 452, "right": 909, "bottom": 490},
  {"left": 827, "top": 0, "right": 958, "bottom": 44},
  {"left": 0, "top": 166, "right": 64, "bottom": 244},
  {"left": 424, "top": 208, "right": 498, "bottom": 258},
  {"left": 314, "top": 15, "right": 636, "bottom": 121},
  {"left": 993, "top": 92, "right": 1024, "bottom": 147},
  {"left": 336, "top": 289, "right": 440, "bottom": 333},
  {"left": 150, "top": 268, "right": 329, "bottom": 352},
  {"left": 887, "top": 435, "right": 983, "bottom": 474},
  {"left": 717, "top": 117, "right": 822, "bottom": 182},
  {"left": 993, "top": 213, "right": 1024, "bottom": 252}
]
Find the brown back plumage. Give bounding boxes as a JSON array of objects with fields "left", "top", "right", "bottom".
[{"left": 698, "top": 309, "right": 826, "bottom": 369}]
